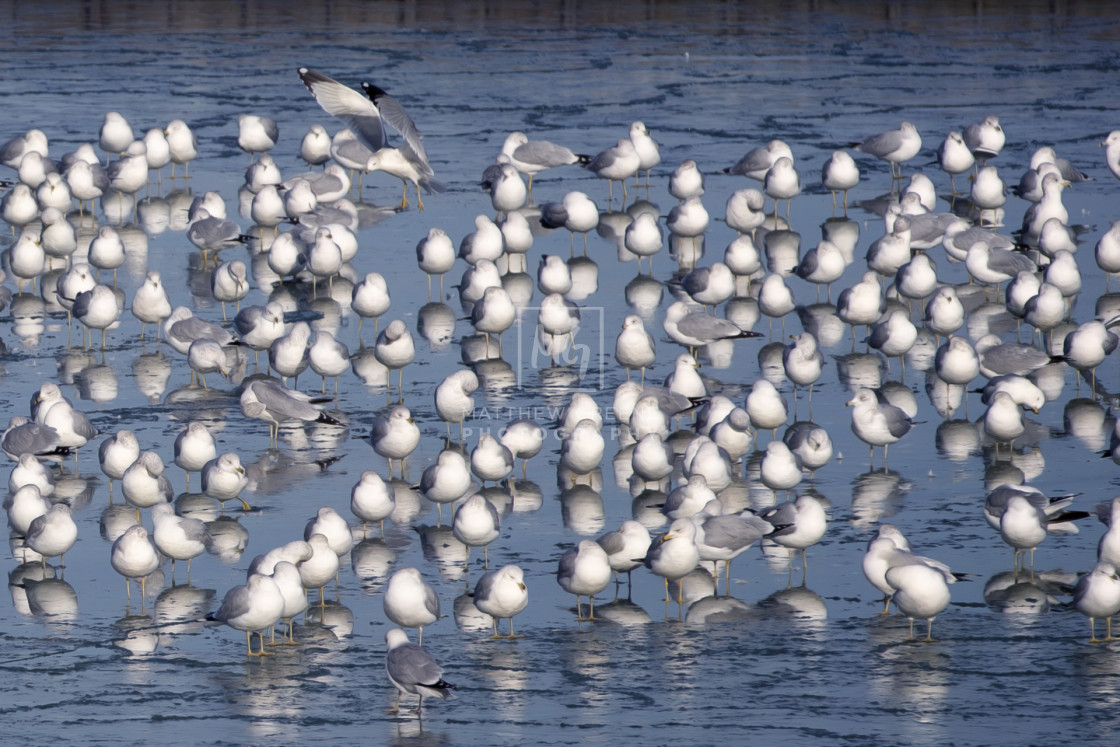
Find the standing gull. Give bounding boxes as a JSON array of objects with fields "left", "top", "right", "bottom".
[
  {"left": 500, "top": 131, "right": 590, "bottom": 194},
  {"left": 845, "top": 387, "right": 915, "bottom": 467},
  {"left": 852, "top": 121, "right": 922, "bottom": 179},
  {"left": 556, "top": 539, "right": 612, "bottom": 621},
  {"left": 384, "top": 566, "right": 440, "bottom": 645},
  {"left": 240, "top": 378, "right": 342, "bottom": 447},
  {"left": 473, "top": 564, "right": 529, "bottom": 638},
  {"left": 384, "top": 628, "right": 456, "bottom": 714}
]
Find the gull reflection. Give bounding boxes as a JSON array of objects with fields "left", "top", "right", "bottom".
[
  {"left": 113, "top": 613, "right": 160, "bottom": 655},
  {"left": 205, "top": 516, "right": 250, "bottom": 563},
  {"left": 850, "top": 469, "right": 912, "bottom": 528},
  {"left": 351, "top": 537, "right": 398, "bottom": 593},
  {"left": 560, "top": 484, "right": 605, "bottom": 535}
]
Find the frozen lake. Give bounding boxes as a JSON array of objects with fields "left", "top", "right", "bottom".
[{"left": 2, "top": 2, "right": 1120, "bottom": 744}]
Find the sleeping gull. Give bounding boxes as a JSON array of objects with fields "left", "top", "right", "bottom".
[
  {"left": 384, "top": 566, "right": 440, "bottom": 645},
  {"left": 556, "top": 539, "right": 612, "bottom": 620},
  {"left": 473, "top": 564, "right": 529, "bottom": 638}
]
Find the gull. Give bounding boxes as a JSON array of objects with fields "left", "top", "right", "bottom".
[
  {"left": 1022, "top": 282, "right": 1066, "bottom": 347},
  {"left": 370, "top": 405, "right": 420, "bottom": 476},
  {"left": 304, "top": 226, "right": 342, "bottom": 290},
  {"left": 106, "top": 140, "right": 149, "bottom": 205},
  {"left": 470, "top": 433, "right": 513, "bottom": 485},
  {"left": 489, "top": 163, "right": 526, "bottom": 215},
  {"left": 64, "top": 159, "right": 109, "bottom": 212},
  {"left": 665, "top": 352, "right": 706, "bottom": 400},
  {"left": 537, "top": 255, "right": 572, "bottom": 296},
  {"left": 1, "top": 183, "right": 38, "bottom": 234},
  {"left": 470, "top": 286, "right": 516, "bottom": 354},
  {"left": 663, "top": 301, "right": 761, "bottom": 352},
  {"left": 725, "top": 187, "right": 767, "bottom": 232},
  {"left": 98, "top": 429, "right": 140, "bottom": 496},
  {"left": 500, "top": 131, "right": 589, "bottom": 193},
  {"left": 350, "top": 470, "right": 395, "bottom": 535},
  {"left": 142, "top": 127, "right": 170, "bottom": 180},
  {"left": 309, "top": 330, "right": 350, "bottom": 394},
  {"left": 1, "top": 128, "right": 48, "bottom": 169},
  {"left": 537, "top": 293, "right": 580, "bottom": 342},
  {"left": 1044, "top": 249, "right": 1080, "bottom": 298},
  {"left": 757, "top": 276, "right": 797, "bottom": 334},
  {"left": 299, "top": 124, "right": 332, "bottom": 167},
  {"left": 458, "top": 214, "right": 504, "bottom": 267},
  {"left": 710, "top": 408, "right": 754, "bottom": 463},
  {"left": 499, "top": 419, "right": 545, "bottom": 476},
  {"left": 270, "top": 560, "right": 308, "bottom": 644},
  {"left": 188, "top": 338, "right": 229, "bottom": 388},
  {"left": 867, "top": 309, "right": 918, "bottom": 365},
  {"left": 662, "top": 474, "right": 717, "bottom": 521},
  {"left": 473, "top": 564, "right": 529, "bottom": 638},
  {"left": 624, "top": 211, "right": 664, "bottom": 271},
  {"left": 1097, "top": 221, "right": 1120, "bottom": 284},
  {"left": 669, "top": 159, "right": 704, "bottom": 200},
  {"left": 384, "top": 567, "right": 440, "bottom": 644},
  {"left": 1074, "top": 562, "right": 1120, "bottom": 643},
  {"left": 745, "top": 379, "right": 789, "bottom": 437},
  {"left": 924, "top": 287, "right": 965, "bottom": 340},
  {"left": 783, "top": 332, "right": 824, "bottom": 402},
  {"left": 977, "top": 375, "right": 1045, "bottom": 413},
  {"left": 283, "top": 164, "right": 351, "bottom": 203},
  {"left": 110, "top": 525, "right": 161, "bottom": 602},
  {"left": 210, "top": 259, "right": 249, "bottom": 319},
  {"left": 845, "top": 387, "right": 914, "bottom": 466},
  {"left": 458, "top": 259, "right": 501, "bottom": 305},
  {"left": 821, "top": 150, "right": 860, "bottom": 208},
  {"left": 88, "top": 225, "right": 125, "bottom": 283},
  {"left": 186, "top": 208, "right": 247, "bottom": 262},
  {"left": 934, "top": 336, "right": 980, "bottom": 390},
  {"left": 99, "top": 111, "right": 134, "bottom": 161},
  {"left": 865, "top": 215, "right": 912, "bottom": 278},
  {"left": 40, "top": 205, "right": 76, "bottom": 261},
  {"left": 303, "top": 506, "right": 353, "bottom": 557},
  {"left": 297, "top": 67, "right": 442, "bottom": 210},
  {"left": 212, "top": 573, "right": 285, "bottom": 656},
  {"left": 632, "top": 432, "right": 674, "bottom": 483},
  {"left": 418, "top": 449, "right": 473, "bottom": 519},
  {"left": 644, "top": 518, "right": 701, "bottom": 606},
  {"left": 269, "top": 321, "right": 311, "bottom": 386},
  {"left": 560, "top": 420, "right": 605, "bottom": 479},
  {"left": 9, "top": 229, "right": 45, "bottom": 290},
  {"left": 557, "top": 539, "right": 612, "bottom": 620},
  {"left": 118, "top": 456, "right": 170, "bottom": 519},
  {"left": 724, "top": 139, "right": 792, "bottom": 182},
  {"left": 836, "top": 271, "right": 886, "bottom": 337},
  {"left": 763, "top": 156, "right": 800, "bottom": 218},
  {"left": 452, "top": 493, "right": 501, "bottom": 566},
  {"left": 131, "top": 271, "right": 172, "bottom": 339},
  {"left": 629, "top": 121, "right": 660, "bottom": 184},
  {"left": 586, "top": 137, "right": 640, "bottom": 201},
  {"left": 237, "top": 114, "right": 278, "bottom": 161},
  {"left": 666, "top": 196, "right": 709, "bottom": 254},
  {"left": 2, "top": 417, "right": 63, "bottom": 462},
  {"left": 759, "top": 494, "right": 828, "bottom": 570},
  {"left": 352, "top": 272, "right": 392, "bottom": 336},
  {"left": 540, "top": 190, "right": 599, "bottom": 254},
  {"left": 982, "top": 391, "right": 1025, "bottom": 455},
  {"left": 615, "top": 315, "right": 656, "bottom": 382},
  {"left": 692, "top": 506, "right": 773, "bottom": 585},
  {"left": 964, "top": 115, "right": 1005, "bottom": 161},
  {"left": 970, "top": 165, "right": 1007, "bottom": 225},
  {"left": 416, "top": 227, "right": 456, "bottom": 297},
  {"left": 937, "top": 131, "right": 975, "bottom": 192},
  {"left": 1020, "top": 172, "right": 1068, "bottom": 245},
  {"left": 150, "top": 503, "right": 211, "bottom": 576},
  {"left": 852, "top": 121, "right": 922, "bottom": 179},
  {"left": 759, "top": 440, "right": 803, "bottom": 492},
  {"left": 680, "top": 261, "right": 734, "bottom": 308},
  {"left": 967, "top": 239, "right": 1038, "bottom": 291},
  {"left": 998, "top": 493, "right": 1089, "bottom": 570},
  {"left": 232, "top": 303, "right": 287, "bottom": 365},
  {"left": 893, "top": 253, "right": 937, "bottom": 305},
  {"left": 1063, "top": 320, "right": 1119, "bottom": 388},
  {"left": 1029, "top": 145, "right": 1091, "bottom": 183},
  {"left": 25, "top": 502, "right": 77, "bottom": 567},
  {"left": 5, "top": 484, "right": 51, "bottom": 535},
  {"left": 974, "top": 334, "right": 1055, "bottom": 378},
  {"left": 240, "top": 378, "right": 342, "bottom": 446},
  {"left": 374, "top": 319, "right": 415, "bottom": 393},
  {"left": 597, "top": 521, "right": 652, "bottom": 586},
  {"left": 244, "top": 154, "right": 282, "bottom": 193},
  {"left": 1097, "top": 498, "right": 1120, "bottom": 567},
  {"left": 201, "top": 452, "right": 250, "bottom": 511},
  {"left": 164, "top": 119, "right": 197, "bottom": 178},
  {"left": 10, "top": 452, "right": 55, "bottom": 497},
  {"left": 783, "top": 421, "right": 833, "bottom": 474},
  {"left": 298, "top": 533, "right": 340, "bottom": 605},
  {"left": 885, "top": 563, "right": 952, "bottom": 641},
  {"left": 384, "top": 628, "right": 456, "bottom": 714},
  {"left": 794, "top": 240, "right": 847, "bottom": 299}
]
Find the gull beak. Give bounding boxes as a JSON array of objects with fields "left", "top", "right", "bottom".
[
  {"left": 236, "top": 467, "right": 245, "bottom": 475},
  {"left": 844, "top": 399, "right": 855, "bottom": 407},
  {"left": 518, "top": 582, "right": 526, "bottom": 591},
  {"left": 661, "top": 532, "right": 674, "bottom": 542}
]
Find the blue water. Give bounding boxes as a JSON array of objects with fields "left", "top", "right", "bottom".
[{"left": 2, "top": 2, "right": 1120, "bottom": 744}]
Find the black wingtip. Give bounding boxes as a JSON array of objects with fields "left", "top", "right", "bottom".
[
  {"left": 361, "top": 81, "right": 390, "bottom": 101},
  {"left": 316, "top": 412, "right": 342, "bottom": 427},
  {"left": 575, "top": 153, "right": 593, "bottom": 165}
]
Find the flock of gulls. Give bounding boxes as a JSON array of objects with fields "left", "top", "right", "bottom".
[{"left": 6, "top": 64, "right": 1120, "bottom": 715}]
